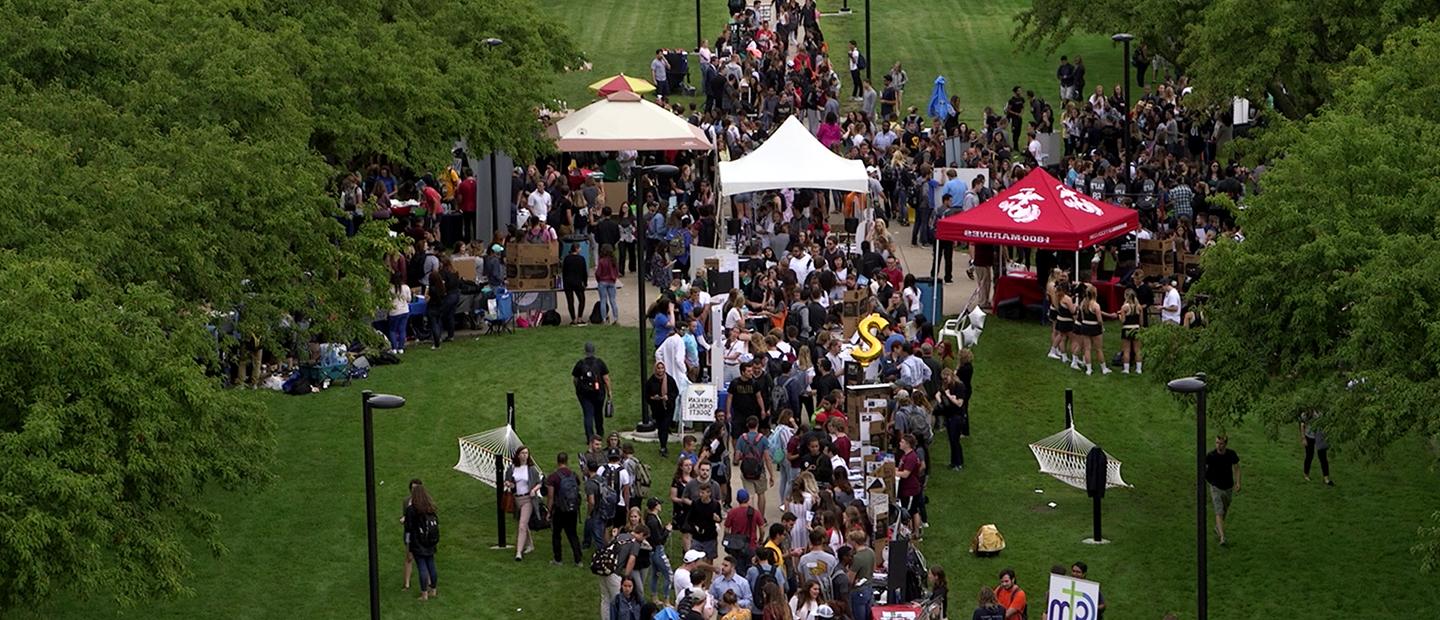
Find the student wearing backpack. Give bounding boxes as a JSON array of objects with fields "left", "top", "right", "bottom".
[
  {"left": 545, "top": 452, "right": 584, "bottom": 566},
  {"left": 734, "top": 416, "right": 775, "bottom": 517},
  {"left": 598, "top": 524, "right": 650, "bottom": 620},
  {"left": 399, "top": 478, "right": 422, "bottom": 591},
  {"left": 723, "top": 488, "right": 765, "bottom": 573},
  {"left": 892, "top": 391, "right": 933, "bottom": 476},
  {"left": 503, "top": 445, "right": 543, "bottom": 562},
  {"left": 584, "top": 461, "right": 610, "bottom": 549},
  {"left": 572, "top": 342, "right": 613, "bottom": 442},
  {"left": 770, "top": 411, "right": 797, "bottom": 501},
  {"left": 403, "top": 482, "right": 440, "bottom": 600},
  {"left": 599, "top": 448, "right": 633, "bottom": 541}
]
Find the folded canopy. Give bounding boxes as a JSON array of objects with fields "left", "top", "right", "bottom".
[
  {"left": 718, "top": 116, "right": 869, "bottom": 196},
  {"left": 549, "top": 91, "right": 713, "bottom": 152},
  {"left": 934, "top": 168, "right": 1138, "bottom": 251},
  {"left": 587, "top": 73, "right": 656, "bottom": 97}
]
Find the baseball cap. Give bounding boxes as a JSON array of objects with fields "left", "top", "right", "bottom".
[
  {"left": 490, "top": 243, "right": 504, "bottom": 253},
  {"left": 683, "top": 549, "right": 707, "bottom": 563},
  {"left": 737, "top": 489, "right": 750, "bottom": 503},
  {"left": 606, "top": 447, "right": 621, "bottom": 460}
]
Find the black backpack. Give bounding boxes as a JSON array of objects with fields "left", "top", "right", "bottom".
[
  {"left": 738, "top": 432, "right": 766, "bottom": 481},
  {"left": 590, "top": 538, "right": 621, "bottom": 576},
  {"left": 856, "top": 53, "right": 868, "bottom": 71},
  {"left": 754, "top": 564, "right": 781, "bottom": 605},
  {"left": 595, "top": 468, "right": 620, "bottom": 521},
  {"left": 589, "top": 301, "right": 603, "bottom": 324},
  {"left": 542, "top": 309, "right": 562, "bottom": 326},
  {"left": 416, "top": 512, "right": 440, "bottom": 547},
  {"left": 556, "top": 470, "right": 581, "bottom": 513}
]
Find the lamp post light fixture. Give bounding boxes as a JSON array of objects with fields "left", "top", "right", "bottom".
[
  {"left": 635, "top": 164, "right": 680, "bottom": 433},
  {"left": 361, "top": 390, "right": 406, "bottom": 620},
  {"left": 1166, "top": 373, "right": 1207, "bottom": 620}
]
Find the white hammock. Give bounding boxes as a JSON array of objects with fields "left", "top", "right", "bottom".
[
  {"left": 1029, "top": 425, "right": 1132, "bottom": 490},
  {"left": 454, "top": 425, "right": 526, "bottom": 489}
]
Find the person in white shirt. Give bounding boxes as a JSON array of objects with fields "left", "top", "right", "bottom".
[
  {"left": 1160, "top": 280, "right": 1183, "bottom": 325},
  {"left": 1027, "top": 130, "right": 1045, "bottom": 166},
  {"left": 787, "top": 246, "right": 814, "bottom": 285},
  {"left": 673, "top": 549, "right": 705, "bottom": 604},
  {"left": 527, "top": 187, "right": 551, "bottom": 221}
]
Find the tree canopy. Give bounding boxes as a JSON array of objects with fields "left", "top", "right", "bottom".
[
  {"left": 1140, "top": 19, "right": 1440, "bottom": 564},
  {"left": 1015, "top": 0, "right": 1440, "bottom": 119},
  {"left": 0, "top": 0, "right": 575, "bottom": 609}
]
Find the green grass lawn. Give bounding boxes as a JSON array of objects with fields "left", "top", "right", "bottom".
[
  {"left": 551, "top": 0, "right": 1126, "bottom": 128},
  {"left": 28, "top": 320, "right": 1440, "bottom": 619}
]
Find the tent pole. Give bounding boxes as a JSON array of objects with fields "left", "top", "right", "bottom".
[
  {"left": 930, "top": 237, "right": 941, "bottom": 323},
  {"left": 1074, "top": 249, "right": 1080, "bottom": 282}
]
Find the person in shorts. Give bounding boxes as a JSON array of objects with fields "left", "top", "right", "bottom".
[{"left": 1204, "top": 435, "right": 1241, "bottom": 546}]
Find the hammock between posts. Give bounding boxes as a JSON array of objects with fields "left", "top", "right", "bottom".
[
  {"left": 454, "top": 425, "right": 525, "bottom": 489},
  {"left": 1029, "top": 425, "right": 1132, "bottom": 490}
]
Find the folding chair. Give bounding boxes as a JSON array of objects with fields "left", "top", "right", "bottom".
[{"left": 485, "top": 289, "right": 515, "bottom": 335}]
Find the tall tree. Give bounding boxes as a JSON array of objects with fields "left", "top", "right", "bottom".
[
  {"left": 1141, "top": 19, "right": 1440, "bottom": 564},
  {"left": 0, "top": 0, "right": 576, "bottom": 609},
  {"left": 1015, "top": 0, "right": 1440, "bottom": 119}
]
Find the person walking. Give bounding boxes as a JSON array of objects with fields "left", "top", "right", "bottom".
[
  {"left": 896, "top": 434, "right": 924, "bottom": 541},
  {"left": 1300, "top": 410, "right": 1333, "bottom": 485},
  {"left": 572, "top": 342, "right": 612, "bottom": 441},
  {"left": 399, "top": 478, "right": 422, "bottom": 590},
  {"left": 646, "top": 361, "right": 680, "bottom": 456},
  {"left": 596, "top": 244, "right": 621, "bottom": 324},
  {"left": 1204, "top": 434, "right": 1241, "bottom": 546},
  {"left": 645, "top": 497, "right": 675, "bottom": 602},
  {"left": 403, "top": 482, "right": 440, "bottom": 601},
  {"left": 504, "top": 445, "right": 542, "bottom": 561},
  {"left": 561, "top": 243, "right": 589, "bottom": 325},
  {"left": 847, "top": 41, "right": 863, "bottom": 100},
  {"left": 545, "top": 452, "right": 584, "bottom": 566}
]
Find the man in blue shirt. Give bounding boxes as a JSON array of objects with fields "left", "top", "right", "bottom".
[
  {"left": 709, "top": 556, "right": 753, "bottom": 611},
  {"left": 941, "top": 168, "right": 969, "bottom": 206}
]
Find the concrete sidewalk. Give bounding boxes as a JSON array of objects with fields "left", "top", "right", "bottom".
[{"left": 606, "top": 220, "right": 979, "bottom": 329}]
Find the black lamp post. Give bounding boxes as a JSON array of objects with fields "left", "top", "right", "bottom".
[
  {"left": 864, "top": 0, "right": 872, "bottom": 83},
  {"left": 1111, "top": 33, "right": 1134, "bottom": 179},
  {"left": 635, "top": 164, "right": 679, "bottom": 433},
  {"left": 1166, "top": 373, "right": 1208, "bottom": 620},
  {"left": 695, "top": 0, "right": 702, "bottom": 50},
  {"left": 361, "top": 390, "right": 406, "bottom": 620}
]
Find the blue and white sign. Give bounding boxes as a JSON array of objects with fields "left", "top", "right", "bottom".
[{"left": 1046, "top": 574, "right": 1101, "bottom": 620}]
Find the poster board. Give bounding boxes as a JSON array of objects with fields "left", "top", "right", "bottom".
[
  {"left": 932, "top": 167, "right": 991, "bottom": 201},
  {"left": 681, "top": 383, "right": 718, "bottom": 423},
  {"left": 1046, "top": 574, "right": 1101, "bottom": 620}
]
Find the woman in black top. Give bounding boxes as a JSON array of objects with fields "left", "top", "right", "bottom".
[
  {"left": 404, "top": 482, "right": 439, "bottom": 600},
  {"left": 927, "top": 565, "right": 948, "bottom": 619},
  {"left": 645, "top": 361, "right": 680, "bottom": 456},
  {"left": 1119, "top": 288, "right": 1144, "bottom": 374},
  {"left": 644, "top": 498, "right": 674, "bottom": 602},
  {"left": 935, "top": 368, "right": 969, "bottom": 471},
  {"left": 1046, "top": 268, "right": 1071, "bottom": 361},
  {"left": 669, "top": 458, "right": 695, "bottom": 552},
  {"left": 400, "top": 478, "right": 421, "bottom": 590},
  {"left": 972, "top": 585, "right": 1005, "bottom": 620}
]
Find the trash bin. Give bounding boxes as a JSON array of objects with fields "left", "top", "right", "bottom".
[
  {"left": 561, "top": 234, "right": 592, "bottom": 268},
  {"left": 916, "top": 276, "right": 945, "bottom": 325}
]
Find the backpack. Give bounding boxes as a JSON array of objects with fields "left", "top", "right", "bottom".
[
  {"left": 598, "top": 466, "right": 623, "bottom": 520},
  {"left": 556, "top": 470, "right": 581, "bottom": 513},
  {"left": 626, "top": 456, "right": 653, "bottom": 500},
  {"left": 856, "top": 53, "right": 868, "bottom": 71},
  {"left": 590, "top": 537, "right": 621, "bottom": 576},
  {"left": 541, "top": 309, "right": 562, "bottom": 326},
  {"left": 738, "top": 432, "right": 766, "bottom": 481},
  {"left": 589, "top": 301, "right": 603, "bottom": 324},
  {"left": 903, "top": 406, "right": 933, "bottom": 445},
  {"left": 768, "top": 375, "right": 791, "bottom": 414},
  {"left": 416, "top": 512, "right": 440, "bottom": 547},
  {"left": 754, "top": 565, "right": 781, "bottom": 606},
  {"left": 768, "top": 425, "right": 791, "bottom": 466},
  {"left": 576, "top": 358, "right": 604, "bottom": 396},
  {"left": 407, "top": 252, "right": 430, "bottom": 288}
]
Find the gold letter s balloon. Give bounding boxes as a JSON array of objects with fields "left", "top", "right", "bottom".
[{"left": 851, "top": 313, "right": 889, "bottom": 366}]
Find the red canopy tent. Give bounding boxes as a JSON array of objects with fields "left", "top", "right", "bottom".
[
  {"left": 932, "top": 168, "right": 1139, "bottom": 314},
  {"left": 935, "top": 168, "right": 1138, "bottom": 251}
]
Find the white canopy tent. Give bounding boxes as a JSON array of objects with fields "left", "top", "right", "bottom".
[{"left": 717, "top": 116, "right": 869, "bottom": 196}]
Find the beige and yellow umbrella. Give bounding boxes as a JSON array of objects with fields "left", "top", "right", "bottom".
[{"left": 587, "top": 73, "right": 656, "bottom": 97}]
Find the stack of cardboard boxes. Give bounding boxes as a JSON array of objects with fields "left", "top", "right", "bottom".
[{"left": 505, "top": 244, "right": 558, "bottom": 290}]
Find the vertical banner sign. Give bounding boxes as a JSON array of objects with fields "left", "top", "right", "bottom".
[
  {"left": 682, "top": 384, "right": 718, "bottom": 423},
  {"left": 1047, "top": 574, "right": 1101, "bottom": 620}
]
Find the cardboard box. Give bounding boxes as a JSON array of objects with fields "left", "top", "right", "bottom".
[
  {"left": 508, "top": 243, "right": 558, "bottom": 265},
  {"left": 603, "top": 181, "right": 628, "bottom": 213},
  {"left": 453, "top": 257, "right": 480, "bottom": 282},
  {"left": 509, "top": 278, "right": 556, "bottom": 291}
]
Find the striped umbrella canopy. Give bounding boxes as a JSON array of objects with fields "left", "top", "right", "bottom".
[{"left": 587, "top": 73, "right": 656, "bottom": 96}]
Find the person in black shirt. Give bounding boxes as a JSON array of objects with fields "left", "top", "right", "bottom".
[
  {"left": 1005, "top": 86, "right": 1026, "bottom": 149},
  {"left": 1204, "top": 435, "right": 1241, "bottom": 546},
  {"left": 936, "top": 367, "right": 969, "bottom": 470},
  {"left": 687, "top": 484, "right": 723, "bottom": 559},
  {"left": 1126, "top": 269, "right": 1155, "bottom": 326},
  {"left": 572, "top": 343, "right": 612, "bottom": 442},
  {"left": 727, "top": 362, "right": 765, "bottom": 437},
  {"left": 646, "top": 361, "right": 680, "bottom": 456},
  {"left": 561, "top": 243, "right": 589, "bottom": 325},
  {"left": 593, "top": 207, "right": 621, "bottom": 255}
]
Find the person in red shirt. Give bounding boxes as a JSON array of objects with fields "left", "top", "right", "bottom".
[
  {"left": 827, "top": 418, "right": 851, "bottom": 462},
  {"left": 420, "top": 181, "right": 442, "bottom": 231},
  {"left": 816, "top": 391, "right": 847, "bottom": 426},
  {"left": 722, "top": 488, "right": 765, "bottom": 572},
  {"left": 994, "top": 568, "right": 1027, "bottom": 620},
  {"left": 882, "top": 256, "right": 904, "bottom": 291},
  {"left": 896, "top": 434, "right": 924, "bottom": 540},
  {"left": 456, "top": 169, "right": 477, "bottom": 242}
]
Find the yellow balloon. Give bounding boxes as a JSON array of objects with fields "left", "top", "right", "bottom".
[{"left": 852, "top": 313, "right": 889, "bottom": 366}]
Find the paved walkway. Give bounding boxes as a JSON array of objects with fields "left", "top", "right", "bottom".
[{"left": 608, "top": 220, "right": 979, "bottom": 328}]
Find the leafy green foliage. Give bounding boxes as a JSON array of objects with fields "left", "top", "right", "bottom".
[
  {"left": 0, "top": 0, "right": 575, "bottom": 610},
  {"left": 1015, "top": 0, "right": 1440, "bottom": 118}
]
